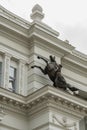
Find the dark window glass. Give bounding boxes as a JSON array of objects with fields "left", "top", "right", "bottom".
[
  {"left": 9, "top": 66, "right": 16, "bottom": 92},
  {"left": 0, "top": 62, "right": 2, "bottom": 86}
]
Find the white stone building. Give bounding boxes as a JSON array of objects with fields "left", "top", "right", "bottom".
[{"left": 0, "top": 4, "right": 87, "bottom": 130}]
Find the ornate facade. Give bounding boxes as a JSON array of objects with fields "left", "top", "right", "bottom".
[{"left": 0, "top": 4, "right": 87, "bottom": 130}]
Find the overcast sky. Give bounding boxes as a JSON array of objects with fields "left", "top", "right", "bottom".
[{"left": 0, "top": 0, "right": 87, "bottom": 55}]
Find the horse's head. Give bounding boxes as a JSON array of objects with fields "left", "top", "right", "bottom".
[{"left": 59, "top": 64, "right": 62, "bottom": 68}]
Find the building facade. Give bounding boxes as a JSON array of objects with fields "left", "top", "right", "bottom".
[{"left": 0, "top": 4, "right": 87, "bottom": 130}]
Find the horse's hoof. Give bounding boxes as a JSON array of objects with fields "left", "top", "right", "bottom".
[
  {"left": 37, "top": 56, "right": 40, "bottom": 59},
  {"left": 31, "top": 66, "right": 34, "bottom": 68}
]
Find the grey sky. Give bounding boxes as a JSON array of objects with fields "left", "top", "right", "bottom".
[{"left": 0, "top": 0, "right": 87, "bottom": 55}]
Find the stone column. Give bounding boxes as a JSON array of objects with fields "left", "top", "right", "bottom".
[
  {"left": 17, "top": 60, "right": 27, "bottom": 95},
  {"left": 79, "top": 116, "right": 87, "bottom": 130},
  {"left": 2, "top": 53, "right": 11, "bottom": 89}
]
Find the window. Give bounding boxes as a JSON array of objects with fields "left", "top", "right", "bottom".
[
  {"left": 9, "top": 66, "right": 16, "bottom": 92},
  {"left": 0, "top": 62, "right": 2, "bottom": 86}
]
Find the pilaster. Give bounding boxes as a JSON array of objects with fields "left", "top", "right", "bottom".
[
  {"left": 17, "top": 59, "right": 27, "bottom": 95},
  {"left": 2, "top": 53, "right": 11, "bottom": 89}
]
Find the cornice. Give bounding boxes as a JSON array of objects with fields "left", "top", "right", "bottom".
[
  {"left": 0, "top": 22, "right": 29, "bottom": 44},
  {"left": 0, "top": 88, "right": 27, "bottom": 115},
  {"left": 62, "top": 59, "right": 87, "bottom": 79},
  {"left": 72, "top": 50, "right": 87, "bottom": 61},
  {"left": 0, "top": 10, "right": 75, "bottom": 57},
  {"left": 62, "top": 74, "right": 87, "bottom": 91},
  {"left": 28, "top": 33, "right": 75, "bottom": 57},
  {"left": 30, "top": 21, "right": 59, "bottom": 37},
  {"left": 0, "top": 5, "right": 87, "bottom": 65},
  {"left": 28, "top": 22, "right": 75, "bottom": 51},
  {"left": 0, "top": 5, "right": 31, "bottom": 29},
  {"left": 0, "top": 86, "right": 87, "bottom": 116},
  {"left": 33, "top": 40, "right": 65, "bottom": 58},
  {"left": 0, "top": 87, "right": 26, "bottom": 103},
  {"left": 63, "top": 56, "right": 87, "bottom": 69},
  {"left": 62, "top": 50, "right": 87, "bottom": 71},
  {"left": 25, "top": 21, "right": 75, "bottom": 57},
  {"left": 0, "top": 6, "right": 30, "bottom": 45},
  {"left": 0, "top": 41, "right": 29, "bottom": 59}
]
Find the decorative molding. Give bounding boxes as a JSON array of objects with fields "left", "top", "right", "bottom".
[
  {"left": 62, "top": 59, "right": 87, "bottom": 77},
  {"left": 0, "top": 86, "right": 87, "bottom": 116},
  {"left": 0, "top": 97, "right": 27, "bottom": 115},
  {"left": 0, "top": 41, "right": 29, "bottom": 59},
  {"left": 63, "top": 55, "right": 87, "bottom": 70},
  {"left": 30, "top": 20, "right": 59, "bottom": 37},
  {"left": 28, "top": 31, "right": 74, "bottom": 56},
  {"left": 33, "top": 40, "right": 64, "bottom": 58},
  {"left": 0, "top": 27, "right": 29, "bottom": 48},
  {"left": 72, "top": 50, "right": 87, "bottom": 61},
  {"left": 0, "top": 5, "right": 31, "bottom": 29}
]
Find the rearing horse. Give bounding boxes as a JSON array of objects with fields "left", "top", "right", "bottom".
[
  {"left": 31, "top": 55, "right": 60, "bottom": 86},
  {"left": 31, "top": 55, "right": 78, "bottom": 93}
]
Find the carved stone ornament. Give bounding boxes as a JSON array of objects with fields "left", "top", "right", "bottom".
[
  {"left": 0, "top": 86, "right": 86, "bottom": 116},
  {"left": 0, "top": 107, "right": 6, "bottom": 121},
  {"left": 52, "top": 114, "right": 77, "bottom": 130},
  {"left": 30, "top": 4, "right": 44, "bottom": 21}
]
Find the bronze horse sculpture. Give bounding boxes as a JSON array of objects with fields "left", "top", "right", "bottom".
[{"left": 31, "top": 55, "right": 78, "bottom": 94}]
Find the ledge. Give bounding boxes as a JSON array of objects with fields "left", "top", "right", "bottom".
[
  {"left": 0, "top": 86, "right": 87, "bottom": 115},
  {"left": 26, "top": 85, "right": 87, "bottom": 107},
  {"left": 0, "top": 87, "right": 26, "bottom": 103}
]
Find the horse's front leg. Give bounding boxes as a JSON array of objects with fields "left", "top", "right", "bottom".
[
  {"left": 37, "top": 56, "right": 48, "bottom": 64},
  {"left": 31, "top": 65, "right": 40, "bottom": 69},
  {"left": 31, "top": 65, "right": 47, "bottom": 75}
]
